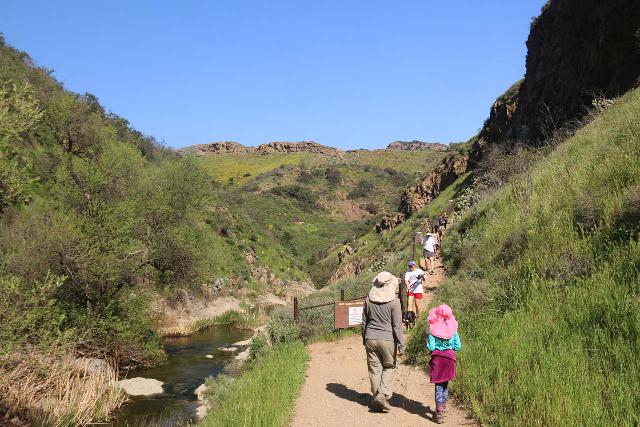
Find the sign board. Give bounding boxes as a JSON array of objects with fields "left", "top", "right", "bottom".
[{"left": 334, "top": 300, "right": 365, "bottom": 329}]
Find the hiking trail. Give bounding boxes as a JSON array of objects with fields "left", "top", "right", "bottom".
[{"left": 291, "top": 258, "right": 476, "bottom": 426}]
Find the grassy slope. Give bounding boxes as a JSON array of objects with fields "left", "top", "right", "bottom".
[
  {"left": 200, "top": 341, "right": 309, "bottom": 427},
  {"left": 407, "top": 88, "right": 640, "bottom": 425},
  {"left": 197, "top": 147, "right": 447, "bottom": 286}
]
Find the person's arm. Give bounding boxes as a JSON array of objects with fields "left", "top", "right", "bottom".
[
  {"left": 361, "top": 299, "right": 368, "bottom": 346},
  {"left": 426, "top": 333, "right": 436, "bottom": 352},
  {"left": 391, "top": 299, "right": 404, "bottom": 353},
  {"left": 452, "top": 332, "right": 462, "bottom": 351}
]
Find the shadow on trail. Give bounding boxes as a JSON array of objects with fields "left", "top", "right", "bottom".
[{"left": 325, "top": 383, "right": 435, "bottom": 421}]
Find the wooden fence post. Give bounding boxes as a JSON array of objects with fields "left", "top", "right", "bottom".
[
  {"left": 398, "top": 275, "right": 405, "bottom": 312},
  {"left": 412, "top": 232, "right": 417, "bottom": 261},
  {"left": 293, "top": 297, "right": 299, "bottom": 323},
  {"left": 340, "top": 289, "right": 345, "bottom": 301}
]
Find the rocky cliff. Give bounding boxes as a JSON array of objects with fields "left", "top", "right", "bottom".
[
  {"left": 399, "top": 154, "right": 469, "bottom": 215},
  {"left": 481, "top": 0, "right": 640, "bottom": 146},
  {"left": 394, "top": 0, "right": 640, "bottom": 220}
]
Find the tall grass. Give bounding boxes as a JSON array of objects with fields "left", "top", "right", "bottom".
[
  {"left": 407, "top": 88, "right": 640, "bottom": 425},
  {"left": 0, "top": 352, "right": 125, "bottom": 426},
  {"left": 160, "top": 309, "right": 262, "bottom": 337},
  {"left": 199, "top": 341, "right": 309, "bottom": 427}
]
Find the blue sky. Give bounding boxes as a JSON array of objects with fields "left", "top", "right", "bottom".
[{"left": 3, "top": 0, "right": 545, "bottom": 149}]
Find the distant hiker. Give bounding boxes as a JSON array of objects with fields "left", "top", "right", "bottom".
[
  {"left": 426, "top": 304, "right": 461, "bottom": 424},
  {"left": 422, "top": 230, "right": 438, "bottom": 274},
  {"left": 404, "top": 261, "right": 425, "bottom": 317},
  {"left": 362, "top": 271, "right": 404, "bottom": 413},
  {"left": 438, "top": 215, "right": 446, "bottom": 240}
]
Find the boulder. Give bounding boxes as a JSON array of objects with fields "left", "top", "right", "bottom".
[{"left": 117, "top": 377, "right": 164, "bottom": 396}]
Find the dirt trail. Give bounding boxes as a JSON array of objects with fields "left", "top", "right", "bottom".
[{"left": 291, "top": 259, "right": 476, "bottom": 426}]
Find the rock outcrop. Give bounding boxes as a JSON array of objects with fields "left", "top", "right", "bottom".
[
  {"left": 399, "top": 154, "right": 469, "bottom": 215},
  {"left": 395, "top": 0, "right": 640, "bottom": 218},
  {"left": 375, "top": 213, "right": 406, "bottom": 233},
  {"left": 186, "top": 141, "right": 250, "bottom": 155},
  {"left": 255, "top": 141, "right": 341, "bottom": 156},
  {"left": 183, "top": 141, "right": 342, "bottom": 157},
  {"left": 387, "top": 140, "right": 449, "bottom": 152},
  {"left": 479, "top": 0, "right": 640, "bottom": 146}
]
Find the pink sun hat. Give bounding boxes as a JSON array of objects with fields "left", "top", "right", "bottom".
[{"left": 428, "top": 304, "right": 459, "bottom": 339}]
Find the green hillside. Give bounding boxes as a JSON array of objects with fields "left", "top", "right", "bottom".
[
  {"left": 195, "top": 147, "right": 446, "bottom": 284},
  {"left": 0, "top": 35, "right": 444, "bottom": 366},
  {"left": 404, "top": 87, "right": 640, "bottom": 425}
]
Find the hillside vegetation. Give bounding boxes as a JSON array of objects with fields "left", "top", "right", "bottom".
[
  {"left": 406, "top": 87, "right": 640, "bottom": 425},
  {"left": 0, "top": 35, "right": 446, "bottom": 423}
]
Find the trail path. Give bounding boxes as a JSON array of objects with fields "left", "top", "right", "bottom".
[{"left": 291, "top": 258, "right": 476, "bottom": 426}]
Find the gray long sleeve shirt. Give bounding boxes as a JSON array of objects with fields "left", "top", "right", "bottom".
[{"left": 361, "top": 296, "right": 405, "bottom": 352}]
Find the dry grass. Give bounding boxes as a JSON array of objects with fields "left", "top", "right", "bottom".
[
  {"left": 159, "top": 309, "right": 264, "bottom": 337},
  {"left": 0, "top": 351, "right": 125, "bottom": 426}
]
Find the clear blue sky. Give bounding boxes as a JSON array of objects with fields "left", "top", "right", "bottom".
[{"left": 3, "top": 0, "right": 545, "bottom": 149}]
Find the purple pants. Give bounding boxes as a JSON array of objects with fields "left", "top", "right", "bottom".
[{"left": 435, "top": 381, "right": 449, "bottom": 411}]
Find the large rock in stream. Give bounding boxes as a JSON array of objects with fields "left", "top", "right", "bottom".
[{"left": 117, "top": 377, "right": 164, "bottom": 396}]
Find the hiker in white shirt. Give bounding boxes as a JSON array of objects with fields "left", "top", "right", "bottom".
[
  {"left": 422, "top": 230, "right": 438, "bottom": 275},
  {"left": 404, "top": 261, "right": 426, "bottom": 316}
]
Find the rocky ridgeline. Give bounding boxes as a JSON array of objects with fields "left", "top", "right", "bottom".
[
  {"left": 184, "top": 140, "right": 447, "bottom": 157},
  {"left": 184, "top": 141, "right": 343, "bottom": 157},
  {"left": 386, "top": 140, "right": 448, "bottom": 151}
]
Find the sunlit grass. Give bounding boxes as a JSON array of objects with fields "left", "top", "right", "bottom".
[
  {"left": 199, "top": 341, "right": 309, "bottom": 427},
  {"left": 406, "top": 87, "right": 640, "bottom": 425}
]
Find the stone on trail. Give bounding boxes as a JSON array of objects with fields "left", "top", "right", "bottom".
[
  {"left": 117, "top": 377, "right": 164, "bottom": 396},
  {"left": 205, "top": 354, "right": 214, "bottom": 358}
]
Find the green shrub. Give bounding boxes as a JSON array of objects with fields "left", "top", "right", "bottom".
[
  {"left": 268, "top": 312, "right": 301, "bottom": 344},
  {"left": 348, "top": 179, "right": 375, "bottom": 199},
  {"left": 248, "top": 332, "right": 269, "bottom": 361}
]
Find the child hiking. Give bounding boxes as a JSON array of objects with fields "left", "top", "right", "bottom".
[{"left": 427, "top": 304, "right": 461, "bottom": 424}]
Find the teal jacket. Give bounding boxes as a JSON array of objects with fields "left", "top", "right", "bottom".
[{"left": 427, "top": 332, "right": 462, "bottom": 352}]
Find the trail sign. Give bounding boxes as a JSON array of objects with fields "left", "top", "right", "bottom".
[{"left": 334, "top": 300, "right": 365, "bottom": 329}]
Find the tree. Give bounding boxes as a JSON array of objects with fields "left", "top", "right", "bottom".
[{"left": 0, "top": 80, "right": 43, "bottom": 211}]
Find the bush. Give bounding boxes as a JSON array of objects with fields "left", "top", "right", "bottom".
[
  {"left": 248, "top": 332, "right": 269, "bottom": 361},
  {"left": 324, "top": 167, "right": 342, "bottom": 186},
  {"left": 267, "top": 312, "right": 300, "bottom": 344},
  {"left": 269, "top": 185, "right": 317, "bottom": 210},
  {"left": 348, "top": 179, "right": 375, "bottom": 199}
]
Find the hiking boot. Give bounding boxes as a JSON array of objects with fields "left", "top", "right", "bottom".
[
  {"left": 434, "top": 410, "right": 444, "bottom": 424},
  {"left": 374, "top": 392, "right": 391, "bottom": 412}
]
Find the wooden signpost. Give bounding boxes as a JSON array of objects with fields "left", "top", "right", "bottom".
[{"left": 334, "top": 300, "right": 365, "bottom": 329}]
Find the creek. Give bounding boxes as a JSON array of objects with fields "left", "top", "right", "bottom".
[{"left": 112, "top": 326, "right": 252, "bottom": 426}]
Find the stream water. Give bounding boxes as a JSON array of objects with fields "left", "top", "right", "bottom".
[{"left": 112, "top": 326, "right": 252, "bottom": 426}]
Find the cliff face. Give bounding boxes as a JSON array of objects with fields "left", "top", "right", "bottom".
[
  {"left": 396, "top": 0, "right": 640, "bottom": 220},
  {"left": 485, "top": 0, "right": 640, "bottom": 145},
  {"left": 399, "top": 154, "right": 469, "bottom": 215}
]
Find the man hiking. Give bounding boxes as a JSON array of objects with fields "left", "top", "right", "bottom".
[
  {"left": 422, "top": 229, "right": 438, "bottom": 274},
  {"left": 404, "top": 261, "right": 426, "bottom": 317},
  {"left": 362, "top": 271, "right": 404, "bottom": 413}
]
